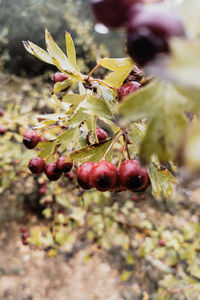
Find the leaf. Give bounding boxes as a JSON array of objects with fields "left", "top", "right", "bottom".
[
  {"left": 38, "top": 141, "right": 56, "bottom": 159},
  {"left": 121, "top": 270, "right": 131, "bottom": 282},
  {"left": 81, "top": 95, "right": 114, "bottom": 120},
  {"left": 129, "top": 123, "right": 146, "bottom": 154},
  {"left": 65, "top": 31, "right": 79, "bottom": 71},
  {"left": 62, "top": 94, "right": 86, "bottom": 106},
  {"left": 23, "top": 41, "right": 53, "bottom": 65},
  {"left": 184, "top": 124, "right": 200, "bottom": 170},
  {"left": 53, "top": 79, "right": 72, "bottom": 94},
  {"left": 120, "top": 80, "right": 189, "bottom": 162},
  {"left": 147, "top": 162, "right": 176, "bottom": 199},
  {"left": 98, "top": 58, "right": 134, "bottom": 89},
  {"left": 45, "top": 29, "right": 73, "bottom": 72},
  {"left": 66, "top": 138, "right": 114, "bottom": 163},
  {"left": 85, "top": 115, "right": 98, "bottom": 144},
  {"left": 56, "top": 126, "right": 79, "bottom": 150}
]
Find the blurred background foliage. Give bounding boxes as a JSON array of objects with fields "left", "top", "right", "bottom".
[{"left": 0, "top": 0, "right": 124, "bottom": 76}]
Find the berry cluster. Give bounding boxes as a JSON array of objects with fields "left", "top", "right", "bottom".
[
  {"left": 77, "top": 159, "right": 150, "bottom": 193},
  {"left": 90, "top": 0, "right": 185, "bottom": 66}
]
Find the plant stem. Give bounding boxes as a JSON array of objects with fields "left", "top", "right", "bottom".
[
  {"left": 89, "top": 79, "right": 114, "bottom": 90},
  {"left": 102, "top": 131, "right": 123, "bottom": 160},
  {"left": 86, "top": 64, "right": 101, "bottom": 81}
]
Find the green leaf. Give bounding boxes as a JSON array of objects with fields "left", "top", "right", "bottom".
[
  {"left": 65, "top": 31, "right": 79, "bottom": 71},
  {"left": 98, "top": 58, "right": 134, "bottom": 89},
  {"left": 66, "top": 138, "right": 114, "bottom": 163},
  {"left": 56, "top": 126, "right": 79, "bottom": 151},
  {"left": 147, "top": 161, "right": 176, "bottom": 199},
  {"left": 45, "top": 29, "right": 73, "bottom": 72},
  {"left": 120, "top": 80, "right": 189, "bottom": 162},
  {"left": 38, "top": 141, "right": 56, "bottom": 159},
  {"left": 129, "top": 123, "right": 146, "bottom": 154},
  {"left": 23, "top": 41, "right": 53, "bottom": 65},
  {"left": 53, "top": 79, "right": 72, "bottom": 94},
  {"left": 81, "top": 95, "right": 114, "bottom": 120},
  {"left": 184, "top": 123, "right": 200, "bottom": 170}
]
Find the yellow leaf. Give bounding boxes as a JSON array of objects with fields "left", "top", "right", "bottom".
[
  {"left": 65, "top": 31, "right": 79, "bottom": 71},
  {"left": 23, "top": 41, "right": 53, "bottom": 65}
]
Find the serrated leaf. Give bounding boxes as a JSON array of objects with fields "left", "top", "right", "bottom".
[
  {"left": 85, "top": 115, "right": 98, "bottom": 144},
  {"left": 81, "top": 95, "right": 113, "bottom": 120},
  {"left": 56, "top": 126, "right": 79, "bottom": 150},
  {"left": 53, "top": 79, "right": 72, "bottom": 94},
  {"left": 129, "top": 123, "right": 146, "bottom": 154},
  {"left": 65, "top": 31, "right": 79, "bottom": 71},
  {"left": 98, "top": 58, "right": 134, "bottom": 89},
  {"left": 147, "top": 162, "right": 176, "bottom": 199},
  {"left": 38, "top": 141, "right": 56, "bottom": 159},
  {"left": 45, "top": 29, "right": 73, "bottom": 72},
  {"left": 66, "top": 138, "right": 114, "bottom": 163},
  {"left": 23, "top": 41, "right": 53, "bottom": 65}
]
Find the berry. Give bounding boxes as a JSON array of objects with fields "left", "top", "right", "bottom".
[
  {"left": 159, "top": 239, "right": 165, "bottom": 247},
  {"left": 0, "top": 126, "right": 7, "bottom": 134},
  {"left": 44, "top": 199, "right": 51, "bottom": 205},
  {"left": 45, "top": 163, "right": 62, "bottom": 181},
  {"left": 90, "top": 0, "right": 142, "bottom": 29},
  {"left": 28, "top": 157, "right": 46, "bottom": 174},
  {"left": 77, "top": 162, "right": 95, "bottom": 190},
  {"left": 56, "top": 156, "right": 73, "bottom": 173},
  {"left": 39, "top": 186, "right": 46, "bottom": 195},
  {"left": 23, "top": 130, "right": 40, "bottom": 149},
  {"left": 21, "top": 226, "right": 27, "bottom": 233},
  {"left": 131, "top": 195, "right": 140, "bottom": 202},
  {"left": 53, "top": 72, "right": 68, "bottom": 83},
  {"left": 127, "top": 9, "right": 185, "bottom": 66},
  {"left": 86, "top": 127, "right": 108, "bottom": 144},
  {"left": 21, "top": 232, "right": 29, "bottom": 239},
  {"left": 117, "top": 81, "right": 141, "bottom": 102},
  {"left": 89, "top": 160, "right": 118, "bottom": 192},
  {"left": 0, "top": 109, "right": 4, "bottom": 117},
  {"left": 119, "top": 160, "right": 149, "bottom": 192},
  {"left": 22, "top": 240, "right": 28, "bottom": 246}
]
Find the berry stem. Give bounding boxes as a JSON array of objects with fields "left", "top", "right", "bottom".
[
  {"left": 86, "top": 64, "right": 101, "bottom": 81},
  {"left": 102, "top": 131, "right": 123, "bottom": 160},
  {"left": 89, "top": 79, "right": 114, "bottom": 90}
]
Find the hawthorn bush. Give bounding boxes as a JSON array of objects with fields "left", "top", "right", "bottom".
[{"left": 1, "top": 0, "right": 200, "bottom": 298}]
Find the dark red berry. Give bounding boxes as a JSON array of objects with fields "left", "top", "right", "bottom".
[
  {"left": 56, "top": 156, "right": 73, "bottom": 173},
  {"left": 28, "top": 157, "right": 46, "bottom": 174},
  {"left": 119, "top": 160, "right": 149, "bottom": 192},
  {"left": 0, "top": 109, "right": 4, "bottom": 117},
  {"left": 39, "top": 186, "right": 46, "bottom": 195},
  {"left": 117, "top": 81, "right": 141, "bottom": 102},
  {"left": 127, "top": 9, "right": 185, "bottom": 66},
  {"left": 77, "top": 162, "right": 95, "bottom": 190},
  {"left": 90, "top": 0, "right": 142, "bottom": 28},
  {"left": 45, "top": 163, "right": 62, "bottom": 181},
  {"left": 138, "top": 178, "right": 151, "bottom": 192},
  {"left": 0, "top": 126, "right": 7, "bottom": 134},
  {"left": 21, "top": 226, "right": 27, "bottom": 233},
  {"left": 22, "top": 240, "right": 28, "bottom": 246},
  {"left": 53, "top": 72, "right": 68, "bottom": 83},
  {"left": 131, "top": 195, "right": 140, "bottom": 202},
  {"left": 86, "top": 127, "right": 108, "bottom": 144},
  {"left": 23, "top": 130, "right": 40, "bottom": 149},
  {"left": 44, "top": 199, "right": 51, "bottom": 205},
  {"left": 89, "top": 160, "right": 118, "bottom": 192},
  {"left": 159, "top": 239, "right": 165, "bottom": 247}
]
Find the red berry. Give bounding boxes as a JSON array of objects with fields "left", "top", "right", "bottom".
[
  {"left": 56, "top": 156, "right": 73, "bottom": 173},
  {"left": 53, "top": 72, "right": 68, "bottom": 83},
  {"left": 159, "top": 239, "right": 165, "bottom": 247},
  {"left": 45, "top": 163, "right": 62, "bottom": 181},
  {"left": 0, "top": 109, "right": 4, "bottom": 117},
  {"left": 90, "top": 0, "right": 142, "bottom": 28},
  {"left": 0, "top": 126, "right": 7, "bottom": 134},
  {"left": 22, "top": 240, "right": 28, "bottom": 246},
  {"left": 117, "top": 81, "right": 141, "bottom": 102},
  {"left": 127, "top": 9, "right": 185, "bottom": 66},
  {"left": 131, "top": 195, "right": 140, "bottom": 202},
  {"left": 21, "top": 226, "right": 27, "bottom": 233},
  {"left": 86, "top": 127, "right": 108, "bottom": 144},
  {"left": 89, "top": 160, "right": 118, "bottom": 192},
  {"left": 39, "top": 186, "right": 46, "bottom": 195},
  {"left": 23, "top": 130, "right": 40, "bottom": 149},
  {"left": 44, "top": 198, "right": 51, "bottom": 205},
  {"left": 28, "top": 157, "right": 46, "bottom": 174},
  {"left": 119, "top": 160, "right": 149, "bottom": 192},
  {"left": 77, "top": 162, "right": 95, "bottom": 190}
]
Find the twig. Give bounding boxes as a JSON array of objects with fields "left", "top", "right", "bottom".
[
  {"left": 86, "top": 64, "right": 101, "bottom": 81},
  {"left": 89, "top": 79, "right": 114, "bottom": 89},
  {"left": 102, "top": 131, "right": 123, "bottom": 160}
]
